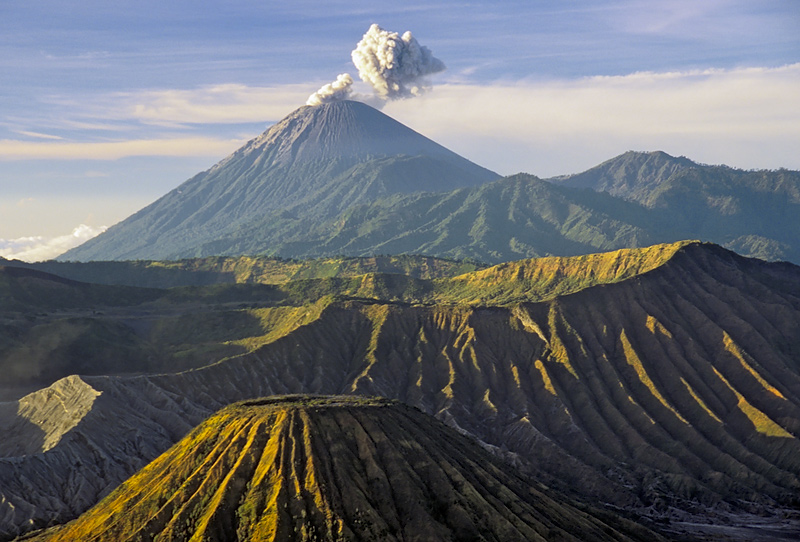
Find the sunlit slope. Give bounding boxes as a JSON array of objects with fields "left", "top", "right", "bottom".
[
  {"left": 17, "top": 254, "right": 482, "bottom": 289},
  {"left": 3, "top": 241, "right": 800, "bottom": 537},
  {"left": 440, "top": 240, "right": 689, "bottom": 304},
  {"left": 0, "top": 243, "right": 688, "bottom": 395},
  {"left": 120, "top": 242, "right": 800, "bottom": 505},
  {"left": 35, "top": 396, "right": 656, "bottom": 542},
  {"left": 163, "top": 244, "right": 800, "bottom": 507}
]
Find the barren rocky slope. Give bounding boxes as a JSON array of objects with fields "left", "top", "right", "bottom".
[
  {"left": 0, "top": 243, "right": 681, "bottom": 399},
  {"left": 30, "top": 396, "right": 657, "bottom": 542},
  {"left": 2, "top": 242, "right": 800, "bottom": 539}
]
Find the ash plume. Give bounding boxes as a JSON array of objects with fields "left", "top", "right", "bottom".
[
  {"left": 306, "top": 73, "right": 354, "bottom": 106},
  {"left": 307, "top": 24, "right": 445, "bottom": 107}
]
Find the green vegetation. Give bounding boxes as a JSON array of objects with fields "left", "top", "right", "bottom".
[
  {"left": 18, "top": 254, "right": 482, "bottom": 289},
  {"left": 555, "top": 150, "right": 800, "bottom": 262},
  {"left": 50, "top": 149, "right": 800, "bottom": 265}
]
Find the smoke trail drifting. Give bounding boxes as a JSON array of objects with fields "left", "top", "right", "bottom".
[
  {"left": 306, "top": 73, "right": 354, "bottom": 106},
  {"left": 307, "top": 24, "right": 445, "bottom": 106}
]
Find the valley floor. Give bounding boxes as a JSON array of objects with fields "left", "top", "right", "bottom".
[{"left": 663, "top": 512, "right": 800, "bottom": 541}]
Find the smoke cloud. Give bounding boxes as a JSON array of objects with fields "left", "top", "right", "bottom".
[
  {"left": 307, "top": 24, "right": 445, "bottom": 107},
  {"left": 306, "top": 73, "right": 354, "bottom": 106}
]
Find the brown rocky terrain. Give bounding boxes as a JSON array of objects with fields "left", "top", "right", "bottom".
[
  {"left": 29, "top": 396, "right": 658, "bottom": 542},
  {"left": 2, "top": 241, "right": 800, "bottom": 539}
]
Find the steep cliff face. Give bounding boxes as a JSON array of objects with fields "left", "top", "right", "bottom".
[
  {"left": 2, "top": 243, "right": 800, "bottom": 539},
  {"left": 32, "top": 396, "right": 657, "bottom": 542}
]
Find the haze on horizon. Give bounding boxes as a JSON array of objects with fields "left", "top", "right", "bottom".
[{"left": 1, "top": 0, "right": 799, "bottom": 261}]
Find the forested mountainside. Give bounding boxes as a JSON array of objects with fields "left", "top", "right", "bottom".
[{"left": 56, "top": 102, "right": 800, "bottom": 265}]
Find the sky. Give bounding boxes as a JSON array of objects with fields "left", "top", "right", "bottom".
[{"left": 1, "top": 0, "right": 799, "bottom": 261}]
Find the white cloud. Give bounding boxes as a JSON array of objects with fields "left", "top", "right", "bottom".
[
  {"left": 0, "top": 224, "right": 107, "bottom": 262},
  {"left": 383, "top": 63, "right": 800, "bottom": 176},
  {"left": 0, "top": 136, "right": 247, "bottom": 161},
  {"left": 123, "top": 84, "right": 310, "bottom": 125},
  {"left": 3, "top": 64, "right": 798, "bottom": 175},
  {"left": 14, "top": 130, "right": 63, "bottom": 140}
]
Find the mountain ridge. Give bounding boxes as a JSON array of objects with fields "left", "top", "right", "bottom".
[
  {"left": 56, "top": 100, "right": 800, "bottom": 264},
  {"left": 0, "top": 242, "right": 698, "bottom": 398},
  {"left": 3, "top": 241, "right": 800, "bottom": 539},
  {"left": 549, "top": 150, "right": 700, "bottom": 198},
  {"left": 552, "top": 151, "right": 800, "bottom": 262}
]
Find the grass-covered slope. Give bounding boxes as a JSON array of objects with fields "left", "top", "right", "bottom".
[
  {"left": 16, "top": 254, "right": 482, "bottom": 289},
  {"left": 33, "top": 396, "right": 657, "bottom": 542},
  {"left": 439, "top": 240, "right": 689, "bottom": 305}
]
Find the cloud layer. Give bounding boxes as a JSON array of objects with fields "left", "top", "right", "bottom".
[
  {"left": 0, "top": 224, "right": 107, "bottom": 262},
  {"left": 0, "top": 136, "right": 247, "bottom": 161},
  {"left": 2, "top": 64, "right": 798, "bottom": 177},
  {"left": 382, "top": 63, "right": 800, "bottom": 176}
]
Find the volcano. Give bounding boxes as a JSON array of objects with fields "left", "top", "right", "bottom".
[
  {"left": 31, "top": 396, "right": 657, "bottom": 542},
  {"left": 60, "top": 101, "right": 497, "bottom": 262}
]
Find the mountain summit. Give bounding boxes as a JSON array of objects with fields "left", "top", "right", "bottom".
[{"left": 61, "top": 101, "right": 497, "bottom": 261}]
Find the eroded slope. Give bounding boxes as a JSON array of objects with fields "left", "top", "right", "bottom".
[
  {"left": 2, "top": 242, "right": 800, "bottom": 539},
  {"left": 34, "top": 396, "right": 656, "bottom": 542}
]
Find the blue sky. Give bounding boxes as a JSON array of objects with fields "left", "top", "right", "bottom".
[{"left": 1, "top": 0, "right": 799, "bottom": 260}]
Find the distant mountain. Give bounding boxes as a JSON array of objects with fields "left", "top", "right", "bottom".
[
  {"left": 60, "top": 101, "right": 497, "bottom": 261},
  {"left": 58, "top": 104, "right": 800, "bottom": 265},
  {"left": 549, "top": 150, "right": 698, "bottom": 199},
  {"left": 31, "top": 396, "right": 657, "bottom": 542},
  {"left": 553, "top": 151, "right": 800, "bottom": 262},
  {"left": 248, "top": 173, "right": 664, "bottom": 262},
  {"left": 4, "top": 242, "right": 800, "bottom": 540}
]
